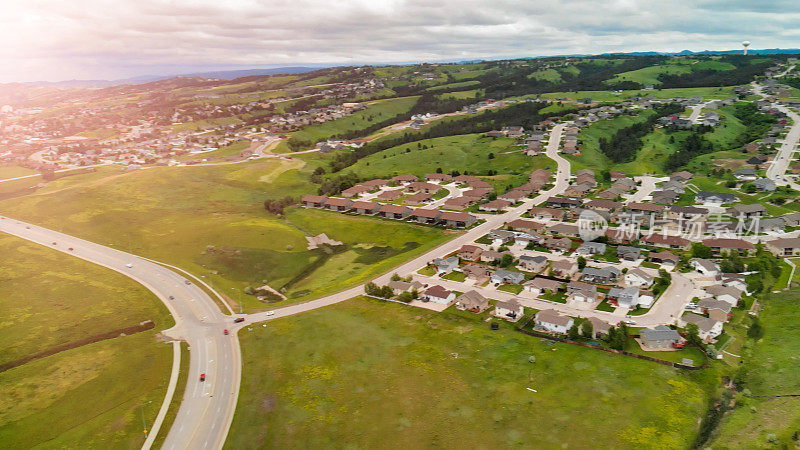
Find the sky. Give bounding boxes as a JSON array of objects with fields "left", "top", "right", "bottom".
[{"left": 1, "top": 0, "right": 799, "bottom": 83}]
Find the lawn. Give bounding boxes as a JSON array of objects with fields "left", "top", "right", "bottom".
[
  {"left": 346, "top": 133, "right": 556, "bottom": 191},
  {"left": 288, "top": 96, "right": 419, "bottom": 146},
  {"left": 566, "top": 110, "right": 655, "bottom": 173},
  {"left": 606, "top": 64, "right": 693, "bottom": 86},
  {"left": 0, "top": 157, "right": 451, "bottom": 311},
  {"left": 227, "top": 297, "right": 716, "bottom": 449},
  {"left": 710, "top": 289, "right": 800, "bottom": 447},
  {"left": 425, "top": 80, "right": 480, "bottom": 91},
  {"left": 527, "top": 68, "right": 562, "bottom": 82},
  {"left": 0, "top": 234, "right": 173, "bottom": 448},
  {"left": 175, "top": 140, "right": 252, "bottom": 161},
  {"left": 540, "top": 87, "right": 735, "bottom": 103}
]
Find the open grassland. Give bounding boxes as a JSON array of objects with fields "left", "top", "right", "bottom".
[
  {"left": 0, "top": 332, "right": 172, "bottom": 449},
  {"left": 436, "top": 89, "right": 483, "bottom": 100},
  {"left": 0, "top": 233, "right": 171, "bottom": 366},
  {"left": 527, "top": 68, "right": 562, "bottom": 82},
  {"left": 169, "top": 116, "right": 243, "bottom": 132},
  {"left": 0, "top": 157, "right": 450, "bottom": 311},
  {"left": 0, "top": 165, "right": 38, "bottom": 180},
  {"left": 540, "top": 86, "right": 735, "bottom": 103},
  {"left": 227, "top": 297, "right": 717, "bottom": 449},
  {"left": 426, "top": 80, "right": 480, "bottom": 91},
  {"left": 0, "top": 233, "right": 172, "bottom": 448},
  {"left": 566, "top": 111, "right": 655, "bottom": 173},
  {"left": 346, "top": 133, "right": 556, "bottom": 190},
  {"left": 175, "top": 139, "right": 252, "bottom": 161},
  {"left": 710, "top": 290, "right": 800, "bottom": 448},
  {"left": 703, "top": 106, "right": 748, "bottom": 150},
  {"left": 288, "top": 96, "right": 419, "bottom": 146},
  {"left": 606, "top": 64, "right": 692, "bottom": 86}
]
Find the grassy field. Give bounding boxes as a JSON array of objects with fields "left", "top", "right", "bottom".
[
  {"left": 227, "top": 297, "right": 717, "bottom": 449},
  {"left": 527, "top": 68, "right": 562, "bottom": 82},
  {"left": 710, "top": 289, "right": 800, "bottom": 448},
  {"left": 175, "top": 140, "right": 252, "bottom": 161},
  {"left": 566, "top": 110, "right": 656, "bottom": 173},
  {"left": 606, "top": 64, "right": 692, "bottom": 86},
  {"left": 0, "top": 165, "right": 38, "bottom": 180},
  {"left": 346, "top": 133, "right": 556, "bottom": 190},
  {"left": 0, "top": 157, "right": 450, "bottom": 311},
  {"left": 426, "top": 81, "right": 480, "bottom": 91},
  {"left": 288, "top": 96, "right": 419, "bottom": 146},
  {"left": 0, "top": 233, "right": 173, "bottom": 448},
  {"left": 540, "top": 86, "right": 735, "bottom": 103}
]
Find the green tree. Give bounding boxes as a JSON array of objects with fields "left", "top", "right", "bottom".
[
  {"left": 568, "top": 323, "right": 581, "bottom": 340},
  {"left": 580, "top": 320, "right": 594, "bottom": 339},
  {"left": 577, "top": 256, "right": 587, "bottom": 270},
  {"left": 685, "top": 323, "right": 702, "bottom": 346},
  {"left": 499, "top": 253, "right": 515, "bottom": 268},
  {"left": 748, "top": 316, "right": 765, "bottom": 340},
  {"left": 690, "top": 242, "right": 713, "bottom": 259}
]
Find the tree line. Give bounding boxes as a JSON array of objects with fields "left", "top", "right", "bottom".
[{"left": 598, "top": 103, "right": 684, "bottom": 163}]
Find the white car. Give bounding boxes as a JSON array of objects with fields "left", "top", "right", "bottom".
[
  {"left": 125, "top": 263, "right": 133, "bottom": 268},
  {"left": 266, "top": 311, "right": 275, "bottom": 316}
]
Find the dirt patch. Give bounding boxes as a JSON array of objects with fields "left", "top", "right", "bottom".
[{"left": 260, "top": 394, "right": 277, "bottom": 412}]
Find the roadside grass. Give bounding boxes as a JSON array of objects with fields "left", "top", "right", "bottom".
[
  {"left": 288, "top": 96, "right": 419, "bottom": 146},
  {"left": 710, "top": 289, "right": 800, "bottom": 448},
  {"left": 227, "top": 297, "right": 716, "bottom": 449},
  {"left": 346, "top": 133, "right": 556, "bottom": 191},
  {"left": 0, "top": 233, "right": 171, "bottom": 367},
  {"left": 496, "top": 283, "right": 523, "bottom": 294},
  {"left": 150, "top": 342, "right": 190, "bottom": 449},
  {"left": 442, "top": 271, "right": 467, "bottom": 282},
  {"left": 0, "top": 332, "right": 172, "bottom": 449},
  {"left": 0, "top": 158, "right": 451, "bottom": 311}
]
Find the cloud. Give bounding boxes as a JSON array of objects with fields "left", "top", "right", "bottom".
[{"left": 0, "top": 0, "right": 796, "bottom": 82}]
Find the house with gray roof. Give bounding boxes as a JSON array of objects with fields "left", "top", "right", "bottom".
[
  {"left": 431, "top": 256, "right": 459, "bottom": 275},
  {"left": 580, "top": 266, "right": 621, "bottom": 284},
  {"left": 681, "top": 313, "right": 723, "bottom": 342},
  {"left": 534, "top": 309, "right": 574, "bottom": 334},
  {"left": 640, "top": 325, "right": 682, "bottom": 349},
  {"left": 491, "top": 269, "right": 525, "bottom": 285}
]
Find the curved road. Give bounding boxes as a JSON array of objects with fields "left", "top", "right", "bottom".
[{"left": 0, "top": 216, "right": 241, "bottom": 450}]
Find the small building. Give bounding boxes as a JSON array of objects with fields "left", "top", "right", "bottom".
[
  {"left": 491, "top": 269, "right": 525, "bottom": 285},
  {"left": 681, "top": 313, "right": 723, "bottom": 342},
  {"left": 422, "top": 285, "right": 456, "bottom": 305},
  {"left": 534, "top": 309, "right": 574, "bottom": 334},
  {"left": 518, "top": 255, "right": 548, "bottom": 272},
  {"left": 523, "top": 277, "right": 562, "bottom": 295},
  {"left": 625, "top": 268, "right": 654, "bottom": 288},
  {"left": 690, "top": 258, "right": 720, "bottom": 277},
  {"left": 301, "top": 194, "right": 328, "bottom": 208},
  {"left": 431, "top": 256, "right": 459, "bottom": 275},
  {"left": 494, "top": 299, "right": 524, "bottom": 321},
  {"left": 456, "top": 290, "right": 490, "bottom": 312},
  {"left": 640, "top": 325, "right": 682, "bottom": 349}
]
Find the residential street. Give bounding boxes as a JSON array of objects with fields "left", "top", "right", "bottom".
[{"left": 754, "top": 83, "right": 800, "bottom": 190}]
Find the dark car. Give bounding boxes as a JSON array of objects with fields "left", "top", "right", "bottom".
[
  {"left": 52, "top": 242, "right": 57, "bottom": 245},
  {"left": 200, "top": 373, "right": 206, "bottom": 382},
  {"left": 234, "top": 318, "right": 245, "bottom": 323},
  {"left": 184, "top": 280, "right": 191, "bottom": 285},
  {"left": 68, "top": 247, "right": 74, "bottom": 251}
]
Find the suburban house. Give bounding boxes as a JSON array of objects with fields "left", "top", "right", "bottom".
[
  {"left": 534, "top": 309, "right": 574, "bottom": 334},
  {"left": 681, "top": 313, "right": 723, "bottom": 342},
  {"left": 341, "top": 185, "right": 370, "bottom": 197},
  {"left": 625, "top": 268, "right": 654, "bottom": 288},
  {"left": 648, "top": 250, "right": 679, "bottom": 266},
  {"left": 581, "top": 266, "right": 621, "bottom": 284},
  {"left": 546, "top": 196, "right": 582, "bottom": 209},
  {"left": 489, "top": 229, "right": 516, "bottom": 246},
  {"left": 422, "top": 285, "right": 456, "bottom": 305},
  {"left": 404, "top": 192, "right": 432, "bottom": 205},
  {"left": 640, "top": 325, "right": 682, "bottom": 349},
  {"left": 766, "top": 237, "right": 800, "bottom": 256},
  {"left": 301, "top": 194, "right": 328, "bottom": 208},
  {"left": 627, "top": 202, "right": 665, "bottom": 218},
  {"left": 728, "top": 203, "right": 766, "bottom": 219},
  {"left": 544, "top": 237, "right": 573, "bottom": 252},
  {"left": 457, "top": 245, "right": 483, "bottom": 261},
  {"left": 587, "top": 317, "right": 611, "bottom": 339},
  {"left": 697, "top": 298, "right": 733, "bottom": 322},
  {"left": 607, "top": 286, "right": 640, "bottom": 308},
  {"left": 391, "top": 174, "right": 418, "bottom": 184},
  {"left": 701, "top": 238, "right": 754, "bottom": 255},
  {"left": 549, "top": 259, "right": 578, "bottom": 277},
  {"left": 506, "top": 219, "right": 546, "bottom": 233},
  {"left": 425, "top": 173, "right": 453, "bottom": 183},
  {"left": 377, "top": 204, "right": 412, "bottom": 220},
  {"left": 529, "top": 207, "right": 565, "bottom": 221},
  {"left": 324, "top": 197, "right": 353, "bottom": 211},
  {"left": 456, "top": 290, "right": 491, "bottom": 312},
  {"left": 406, "top": 181, "right": 441, "bottom": 194},
  {"left": 575, "top": 241, "right": 606, "bottom": 256},
  {"left": 494, "top": 299, "right": 524, "bottom": 321},
  {"left": 670, "top": 171, "right": 694, "bottom": 182},
  {"left": 690, "top": 258, "right": 720, "bottom": 277},
  {"left": 695, "top": 191, "right": 737, "bottom": 205},
  {"left": 617, "top": 245, "right": 641, "bottom": 261},
  {"left": 377, "top": 189, "right": 405, "bottom": 201},
  {"left": 480, "top": 199, "right": 512, "bottom": 212},
  {"left": 387, "top": 280, "right": 423, "bottom": 295},
  {"left": 567, "top": 281, "right": 598, "bottom": 302},
  {"left": 348, "top": 200, "right": 379, "bottom": 215},
  {"left": 431, "top": 256, "right": 459, "bottom": 275},
  {"left": 362, "top": 179, "right": 389, "bottom": 189},
  {"left": 518, "top": 255, "right": 548, "bottom": 272},
  {"left": 585, "top": 199, "right": 623, "bottom": 211},
  {"left": 668, "top": 206, "right": 708, "bottom": 220},
  {"left": 498, "top": 190, "right": 527, "bottom": 203},
  {"left": 409, "top": 208, "right": 441, "bottom": 224},
  {"left": 491, "top": 269, "right": 525, "bottom": 285},
  {"left": 523, "top": 277, "right": 562, "bottom": 295},
  {"left": 462, "top": 264, "right": 492, "bottom": 283},
  {"left": 642, "top": 233, "right": 690, "bottom": 250},
  {"left": 480, "top": 250, "right": 505, "bottom": 263},
  {"left": 548, "top": 223, "right": 580, "bottom": 238},
  {"left": 705, "top": 285, "right": 743, "bottom": 306},
  {"left": 439, "top": 211, "right": 477, "bottom": 228}
]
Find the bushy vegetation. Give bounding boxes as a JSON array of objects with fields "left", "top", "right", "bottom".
[{"left": 598, "top": 103, "right": 683, "bottom": 162}]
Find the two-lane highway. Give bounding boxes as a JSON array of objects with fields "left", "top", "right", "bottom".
[{"left": 0, "top": 216, "right": 241, "bottom": 450}]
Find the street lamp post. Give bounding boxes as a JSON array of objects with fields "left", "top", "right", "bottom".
[{"left": 139, "top": 400, "right": 153, "bottom": 437}]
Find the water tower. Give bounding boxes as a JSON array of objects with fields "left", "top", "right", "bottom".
[{"left": 742, "top": 41, "right": 751, "bottom": 55}]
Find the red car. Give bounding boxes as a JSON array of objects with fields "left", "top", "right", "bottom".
[
  {"left": 200, "top": 373, "right": 206, "bottom": 382},
  {"left": 223, "top": 329, "right": 229, "bottom": 335}
]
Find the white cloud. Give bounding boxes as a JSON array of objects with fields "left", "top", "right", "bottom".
[{"left": 0, "top": 0, "right": 797, "bottom": 82}]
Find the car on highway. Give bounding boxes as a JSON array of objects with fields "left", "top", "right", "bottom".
[
  {"left": 234, "top": 317, "right": 245, "bottom": 323},
  {"left": 168, "top": 295, "right": 174, "bottom": 300},
  {"left": 624, "top": 320, "right": 637, "bottom": 325},
  {"left": 52, "top": 242, "right": 57, "bottom": 245},
  {"left": 184, "top": 280, "right": 191, "bottom": 285},
  {"left": 266, "top": 311, "right": 275, "bottom": 316},
  {"left": 125, "top": 263, "right": 133, "bottom": 268},
  {"left": 200, "top": 373, "right": 206, "bottom": 382}
]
